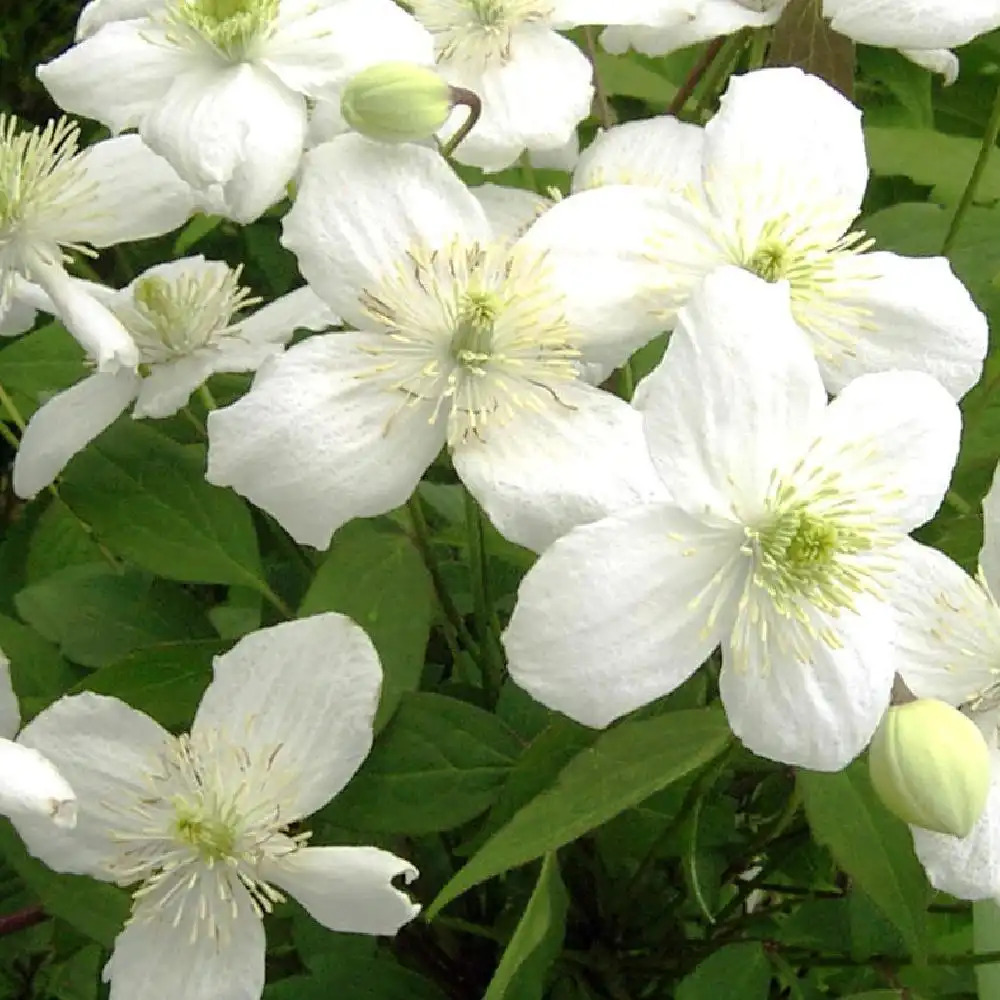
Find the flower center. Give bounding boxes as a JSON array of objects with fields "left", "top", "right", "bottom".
[
  {"left": 167, "top": 0, "right": 279, "bottom": 59},
  {"left": 358, "top": 240, "right": 580, "bottom": 446},
  {"left": 755, "top": 506, "right": 850, "bottom": 598},
  {"left": 0, "top": 115, "right": 99, "bottom": 307},
  {"left": 745, "top": 239, "right": 791, "bottom": 282},
  {"left": 116, "top": 265, "right": 259, "bottom": 366},
  {"left": 412, "top": 0, "right": 552, "bottom": 65}
]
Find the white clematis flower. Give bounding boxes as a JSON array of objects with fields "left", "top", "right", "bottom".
[
  {"left": 884, "top": 462, "right": 1000, "bottom": 902},
  {"left": 207, "top": 133, "right": 665, "bottom": 553},
  {"left": 13, "top": 255, "right": 338, "bottom": 499},
  {"left": 38, "top": 0, "right": 434, "bottom": 223},
  {"left": 9, "top": 613, "right": 420, "bottom": 1000},
  {"left": 502, "top": 266, "right": 961, "bottom": 771},
  {"left": 601, "top": 0, "right": 1000, "bottom": 83},
  {"left": 0, "top": 652, "right": 76, "bottom": 829},
  {"left": 530, "top": 67, "right": 987, "bottom": 398},
  {"left": 0, "top": 115, "right": 195, "bottom": 371},
  {"left": 407, "top": 0, "right": 696, "bottom": 170}
]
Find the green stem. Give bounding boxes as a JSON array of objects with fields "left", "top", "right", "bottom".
[
  {"left": 0, "top": 419, "right": 18, "bottom": 450},
  {"left": 584, "top": 26, "right": 615, "bottom": 129},
  {"left": 692, "top": 30, "right": 751, "bottom": 119},
  {"left": 519, "top": 150, "right": 538, "bottom": 193},
  {"left": 616, "top": 361, "right": 635, "bottom": 401},
  {"left": 669, "top": 36, "right": 727, "bottom": 117},
  {"left": 198, "top": 384, "right": 218, "bottom": 412},
  {"left": 942, "top": 78, "right": 1000, "bottom": 255},
  {"left": 0, "top": 382, "right": 26, "bottom": 432},
  {"left": 464, "top": 489, "right": 504, "bottom": 698},
  {"left": 747, "top": 27, "right": 771, "bottom": 70},
  {"left": 258, "top": 583, "right": 293, "bottom": 619}
]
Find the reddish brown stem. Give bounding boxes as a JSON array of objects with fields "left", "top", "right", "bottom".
[
  {"left": 669, "top": 36, "right": 726, "bottom": 117},
  {"left": 0, "top": 905, "right": 45, "bottom": 936}
]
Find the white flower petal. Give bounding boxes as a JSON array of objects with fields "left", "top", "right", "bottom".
[
  {"left": 12, "top": 693, "right": 174, "bottom": 879},
  {"left": 899, "top": 47, "right": 959, "bottom": 83},
  {"left": 442, "top": 27, "right": 593, "bottom": 172},
  {"left": 471, "top": 183, "right": 552, "bottom": 245},
  {"left": 37, "top": 21, "right": 190, "bottom": 134},
  {"left": 912, "top": 753, "right": 1000, "bottom": 901},
  {"left": 263, "top": 846, "right": 419, "bottom": 935},
  {"left": 453, "top": 382, "right": 668, "bottom": 552},
  {"left": 103, "top": 886, "right": 265, "bottom": 1000},
  {"left": 527, "top": 132, "right": 579, "bottom": 171},
  {"left": 889, "top": 538, "right": 1000, "bottom": 705},
  {"left": 633, "top": 267, "right": 826, "bottom": 523},
  {"left": 803, "top": 251, "right": 987, "bottom": 399},
  {"left": 516, "top": 186, "right": 683, "bottom": 372},
  {"left": 132, "top": 356, "right": 215, "bottom": 419},
  {"left": 982, "top": 461, "right": 1000, "bottom": 598},
  {"left": 503, "top": 503, "right": 744, "bottom": 728},
  {"left": 0, "top": 740, "right": 77, "bottom": 829},
  {"left": 703, "top": 67, "right": 867, "bottom": 247},
  {"left": 192, "top": 613, "right": 382, "bottom": 820},
  {"left": 0, "top": 278, "right": 50, "bottom": 337},
  {"left": 142, "top": 64, "right": 305, "bottom": 224},
  {"left": 281, "top": 134, "right": 488, "bottom": 328},
  {"left": 76, "top": 0, "right": 163, "bottom": 38},
  {"left": 13, "top": 370, "right": 139, "bottom": 497},
  {"left": 573, "top": 115, "right": 704, "bottom": 193},
  {"left": 262, "top": 0, "right": 433, "bottom": 96},
  {"left": 824, "top": 0, "right": 1000, "bottom": 49},
  {"left": 549, "top": 0, "right": 698, "bottom": 27},
  {"left": 206, "top": 333, "right": 443, "bottom": 550},
  {"left": 65, "top": 134, "right": 195, "bottom": 247},
  {"left": 235, "top": 285, "right": 340, "bottom": 347},
  {"left": 720, "top": 593, "right": 896, "bottom": 770},
  {"left": 804, "top": 370, "right": 961, "bottom": 533}
]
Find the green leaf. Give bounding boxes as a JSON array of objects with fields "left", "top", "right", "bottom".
[
  {"left": 173, "top": 212, "right": 222, "bottom": 255},
  {"left": 798, "top": 761, "right": 930, "bottom": 959},
  {"left": 975, "top": 900, "right": 1000, "bottom": 1000},
  {"left": 592, "top": 51, "right": 675, "bottom": 103},
  {"left": 46, "top": 944, "right": 102, "bottom": 1000},
  {"left": 484, "top": 853, "right": 568, "bottom": 1000},
  {"left": 0, "top": 323, "right": 85, "bottom": 421},
  {"left": 428, "top": 708, "right": 731, "bottom": 916},
  {"left": 299, "top": 520, "right": 432, "bottom": 730},
  {"left": 16, "top": 564, "right": 213, "bottom": 668},
  {"left": 59, "top": 421, "right": 266, "bottom": 592},
  {"left": 25, "top": 499, "right": 104, "bottom": 583},
  {"left": 0, "top": 613, "right": 76, "bottom": 719},
  {"left": 0, "top": 822, "right": 128, "bottom": 948},
  {"left": 768, "top": 0, "right": 855, "bottom": 99},
  {"left": 325, "top": 692, "right": 521, "bottom": 834},
  {"left": 73, "top": 640, "right": 225, "bottom": 727},
  {"left": 676, "top": 942, "right": 772, "bottom": 1000}
]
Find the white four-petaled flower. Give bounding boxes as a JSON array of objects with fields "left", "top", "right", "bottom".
[
  {"left": 503, "top": 267, "right": 961, "bottom": 771},
  {"left": 10, "top": 613, "right": 419, "bottom": 1000},
  {"left": 206, "top": 133, "right": 665, "bottom": 553}
]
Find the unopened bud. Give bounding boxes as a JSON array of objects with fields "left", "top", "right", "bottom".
[
  {"left": 341, "top": 62, "right": 452, "bottom": 144},
  {"left": 869, "top": 699, "right": 991, "bottom": 837}
]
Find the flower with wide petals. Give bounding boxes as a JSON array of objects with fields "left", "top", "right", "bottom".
[
  {"left": 12, "top": 256, "right": 338, "bottom": 499},
  {"left": 0, "top": 652, "right": 76, "bottom": 829},
  {"left": 601, "top": 0, "right": 1000, "bottom": 82},
  {"left": 207, "top": 133, "right": 665, "bottom": 553},
  {"left": 0, "top": 115, "right": 194, "bottom": 371},
  {"left": 10, "top": 613, "right": 420, "bottom": 1000},
  {"left": 503, "top": 266, "right": 961, "bottom": 771},
  {"left": 884, "top": 462, "right": 1000, "bottom": 903},
  {"left": 530, "top": 67, "right": 987, "bottom": 398},
  {"left": 38, "top": 0, "right": 434, "bottom": 223}
]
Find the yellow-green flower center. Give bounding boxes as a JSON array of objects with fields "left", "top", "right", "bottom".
[
  {"left": 169, "top": 0, "right": 279, "bottom": 59},
  {"left": 451, "top": 289, "right": 499, "bottom": 366},
  {"left": 173, "top": 805, "right": 238, "bottom": 862},
  {"left": 745, "top": 239, "right": 791, "bottom": 283}
]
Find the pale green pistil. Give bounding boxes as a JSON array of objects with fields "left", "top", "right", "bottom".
[
  {"left": 171, "top": 0, "right": 279, "bottom": 58},
  {"left": 173, "top": 805, "right": 237, "bottom": 863},
  {"left": 760, "top": 508, "right": 839, "bottom": 590},
  {"left": 745, "top": 239, "right": 790, "bottom": 283},
  {"left": 451, "top": 291, "right": 499, "bottom": 367},
  {"left": 469, "top": 0, "right": 506, "bottom": 25}
]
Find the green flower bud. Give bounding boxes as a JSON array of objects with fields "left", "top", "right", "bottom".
[
  {"left": 341, "top": 62, "right": 452, "bottom": 144},
  {"left": 869, "top": 699, "right": 991, "bottom": 837}
]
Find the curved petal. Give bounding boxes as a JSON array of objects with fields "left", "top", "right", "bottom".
[
  {"left": 104, "top": 885, "right": 265, "bottom": 1000},
  {"left": 192, "top": 613, "right": 382, "bottom": 820},
  {"left": 888, "top": 538, "right": 1000, "bottom": 705},
  {"left": 981, "top": 461, "right": 1000, "bottom": 598},
  {"left": 263, "top": 0, "right": 433, "bottom": 96},
  {"left": 471, "top": 184, "right": 553, "bottom": 245},
  {"left": 912, "top": 757, "right": 1000, "bottom": 902},
  {"left": 206, "top": 333, "right": 444, "bottom": 550},
  {"left": 802, "top": 251, "right": 988, "bottom": 399},
  {"left": 441, "top": 27, "right": 594, "bottom": 172},
  {"left": 13, "top": 370, "right": 139, "bottom": 498},
  {"left": 573, "top": 115, "right": 704, "bottom": 193},
  {"left": 720, "top": 591, "right": 896, "bottom": 770},
  {"left": 824, "top": 0, "right": 1000, "bottom": 49},
  {"left": 703, "top": 67, "right": 867, "bottom": 248},
  {"left": 66, "top": 134, "right": 195, "bottom": 246},
  {"left": 633, "top": 267, "right": 826, "bottom": 524},
  {"left": 132, "top": 356, "right": 214, "bottom": 419},
  {"left": 12, "top": 693, "right": 174, "bottom": 879},
  {"left": 281, "top": 134, "right": 488, "bottom": 329},
  {"left": 0, "top": 740, "right": 77, "bottom": 829},
  {"left": 803, "top": 370, "right": 961, "bottom": 533},
  {"left": 36, "top": 21, "right": 190, "bottom": 134},
  {"left": 263, "top": 846, "right": 419, "bottom": 935},
  {"left": 141, "top": 64, "right": 305, "bottom": 224},
  {"left": 453, "top": 382, "right": 668, "bottom": 553},
  {"left": 76, "top": 0, "right": 164, "bottom": 38},
  {"left": 899, "top": 47, "right": 959, "bottom": 84},
  {"left": 549, "top": 0, "right": 699, "bottom": 27},
  {"left": 517, "top": 186, "right": 695, "bottom": 371},
  {"left": 0, "top": 278, "right": 50, "bottom": 337},
  {"left": 235, "top": 285, "right": 340, "bottom": 347},
  {"left": 503, "top": 503, "right": 745, "bottom": 728}
]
